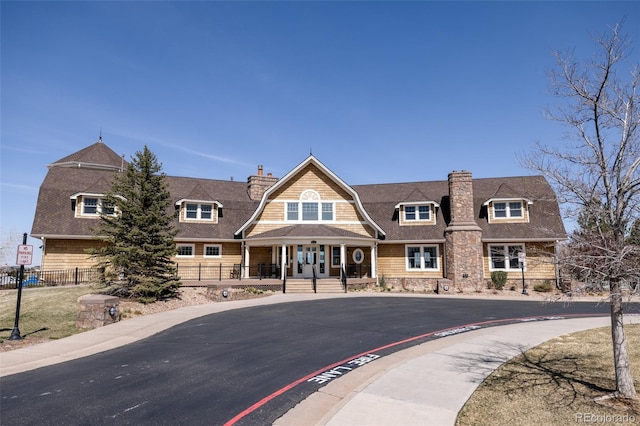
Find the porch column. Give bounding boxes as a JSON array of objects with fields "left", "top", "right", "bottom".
[
  {"left": 370, "top": 245, "right": 377, "bottom": 278},
  {"left": 280, "top": 244, "right": 287, "bottom": 280},
  {"left": 243, "top": 244, "right": 250, "bottom": 279},
  {"left": 340, "top": 243, "right": 346, "bottom": 272}
]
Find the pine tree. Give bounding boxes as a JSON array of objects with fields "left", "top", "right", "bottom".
[{"left": 90, "top": 145, "right": 180, "bottom": 303}]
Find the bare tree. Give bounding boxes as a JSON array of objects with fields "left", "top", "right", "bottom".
[
  {"left": 0, "top": 228, "right": 22, "bottom": 268},
  {"left": 522, "top": 22, "right": 640, "bottom": 399}
]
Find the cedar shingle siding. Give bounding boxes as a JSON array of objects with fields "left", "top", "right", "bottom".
[{"left": 31, "top": 141, "right": 567, "bottom": 291}]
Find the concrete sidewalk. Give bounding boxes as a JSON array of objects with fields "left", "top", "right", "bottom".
[
  {"left": 276, "top": 316, "right": 635, "bottom": 426},
  {"left": 1, "top": 293, "right": 630, "bottom": 425}
]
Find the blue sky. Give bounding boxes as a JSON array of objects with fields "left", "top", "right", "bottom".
[{"left": 1, "top": 1, "right": 638, "bottom": 266}]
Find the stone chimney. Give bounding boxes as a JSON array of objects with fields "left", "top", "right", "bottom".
[
  {"left": 247, "top": 165, "right": 278, "bottom": 201},
  {"left": 444, "top": 171, "right": 483, "bottom": 290}
]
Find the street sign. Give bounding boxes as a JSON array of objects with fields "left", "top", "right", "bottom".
[
  {"left": 518, "top": 252, "right": 526, "bottom": 265},
  {"left": 16, "top": 245, "right": 33, "bottom": 266}
]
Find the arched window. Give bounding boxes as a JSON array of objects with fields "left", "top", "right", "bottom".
[{"left": 286, "top": 190, "right": 334, "bottom": 222}]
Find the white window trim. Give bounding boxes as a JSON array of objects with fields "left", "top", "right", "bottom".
[
  {"left": 284, "top": 195, "right": 336, "bottom": 223},
  {"left": 352, "top": 248, "right": 364, "bottom": 264},
  {"left": 405, "top": 245, "right": 439, "bottom": 271},
  {"left": 176, "top": 244, "right": 195, "bottom": 258},
  {"left": 488, "top": 244, "right": 526, "bottom": 271},
  {"left": 76, "top": 196, "right": 118, "bottom": 217},
  {"left": 183, "top": 203, "right": 215, "bottom": 221},
  {"left": 404, "top": 204, "right": 431, "bottom": 221},
  {"left": 484, "top": 198, "right": 531, "bottom": 223},
  {"left": 493, "top": 201, "right": 522, "bottom": 218},
  {"left": 204, "top": 244, "right": 222, "bottom": 258},
  {"left": 175, "top": 199, "right": 222, "bottom": 222},
  {"left": 395, "top": 202, "right": 438, "bottom": 224}
]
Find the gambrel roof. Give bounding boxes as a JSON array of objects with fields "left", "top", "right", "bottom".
[{"left": 31, "top": 142, "right": 567, "bottom": 243}]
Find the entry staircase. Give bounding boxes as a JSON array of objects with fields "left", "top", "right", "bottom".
[{"left": 285, "top": 278, "right": 345, "bottom": 294}]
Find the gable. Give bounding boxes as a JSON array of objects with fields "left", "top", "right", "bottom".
[{"left": 235, "top": 156, "right": 384, "bottom": 238}]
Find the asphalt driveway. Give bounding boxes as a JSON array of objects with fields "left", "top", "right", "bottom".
[{"left": 0, "top": 296, "right": 622, "bottom": 425}]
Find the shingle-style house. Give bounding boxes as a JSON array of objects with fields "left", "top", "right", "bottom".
[{"left": 31, "top": 140, "right": 567, "bottom": 292}]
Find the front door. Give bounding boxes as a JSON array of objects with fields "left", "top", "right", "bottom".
[
  {"left": 303, "top": 245, "right": 317, "bottom": 278},
  {"left": 295, "top": 244, "right": 327, "bottom": 278}
]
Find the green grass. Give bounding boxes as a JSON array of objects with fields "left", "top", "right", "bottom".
[
  {"left": 456, "top": 325, "right": 640, "bottom": 425},
  {"left": 0, "top": 285, "right": 104, "bottom": 342}
]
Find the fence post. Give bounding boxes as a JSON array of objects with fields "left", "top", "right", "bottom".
[
  {"left": 75, "top": 267, "right": 79, "bottom": 285},
  {"left": 198, "top": 263, "right": 202, "bottom": 281},
  {"left": 219, "top": 264, "right": 222, "bottom": 281}
]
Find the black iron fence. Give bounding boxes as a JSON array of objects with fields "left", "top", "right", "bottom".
[
  {"left": 0, "top": 261, "right": 363, "bottom": 289},
  {"left": 0, "top": 267, "right": 101, "bottom": 289}
]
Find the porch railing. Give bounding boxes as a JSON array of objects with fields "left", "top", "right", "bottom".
[
  {"left": 346, "top": 263, "right": 370, "bottom": 279},
  {"left": 312, "top": 265, "right": 317, "bottom": 293},
  {"left": 175, "top": 263, "right": 282, "bottom": 281}
]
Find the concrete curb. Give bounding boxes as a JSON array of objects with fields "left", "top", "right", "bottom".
[{"left": 276, "top": 316, "right": 640, "bottom": 426}]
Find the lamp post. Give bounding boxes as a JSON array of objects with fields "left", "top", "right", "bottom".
[{"left": 519, "top": 252, "right": 528, "bottom": 295}]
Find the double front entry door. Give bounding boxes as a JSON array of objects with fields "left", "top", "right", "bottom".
[{"left": 295, "top": 244, "right": 328, "bottom": 278}]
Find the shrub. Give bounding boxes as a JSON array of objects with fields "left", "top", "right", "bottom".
[
  {"left": 491, "top": 271, "right": 508, "bottom": 290},
  {"left": 534, "top": 280, "right": 554, "bottom": 292}
]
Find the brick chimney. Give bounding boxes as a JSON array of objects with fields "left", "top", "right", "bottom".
[
  {"left": 247, "top": 165, "right": 278, "bottom": 201},
  {"left": 444, "top": 171, "right": 483, "bottom": 290}
]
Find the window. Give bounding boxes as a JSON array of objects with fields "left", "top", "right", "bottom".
[
  {"left": 405, "top": 206, "right": 416, "bottom": 221},
  {"left": 403, "top": 204, "right": 432, "bottom": 222},
  {"left": 508, "top": 202, "right": 522, "bottom": 217},
  {"left": 204, "top": 244, "right": 221, "bottom": 258},
  {"left": 302, "top": 202, "right": 318, "bottom": 220},
  {"left": 352, "top": 248, "right": 364, "bottom": 264},
  {"left": 186, "top": 204, "right": 198, "bottom": 219},
  {"left": 494, "top": 203, "right": 507, "bottom": 218},
  {"left": 419, "top": 205, "right": 430, "bottom": 220},
  {"left": 80, "top": 196, "right": 116, "bottom": 216},
  {"left": 489, "top": 244, "right": 524, "bottom": 270},
  {"left": 102, "top": 201, "right": 115, "bottom": 216},
  {"left": 184, "top": 203, "right": 214, "bottom": 221},
  {"left": 201, "top": 204, "right": 212, "bottom": 220},
  {"left": 493, "top": 201, "right": 523, "bottom": 219},
  {"left": 331, "top": 246, "right": 341, "bottom": 267},
  {"left": 287, "top": 203, "right": 299, "bottom": 221},
  {"left": 286, "top": 192, "right": 334, "bottom": 222},
  {"left": 322, "top": 203, "right": 333, "bottom": 221},
  {"left": 83, "top": 198, "right": 98, "bottom": 215},
  {"left": 176, "top": 244, "right": 194, "bottom": 257},
  {"left": 422, "top": 246, "right": 437, "bottom": 268},
  {"left": 406, "top": 245, "right": 439, "bottom": 270}
]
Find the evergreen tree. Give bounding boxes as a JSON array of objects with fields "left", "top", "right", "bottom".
[{"left": 90, "top": 145, "right": 180, "bottom": 303}]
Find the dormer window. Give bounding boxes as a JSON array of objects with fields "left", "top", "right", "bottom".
[
  {"left": 396, "top": 202, "right": 438, "bottom": 226},
  {"left": 71, "top": 193, "right": 118, "bottom": 218},
  {"left": 485, "top": 198, "right": 531, "bottom": 223},
  {"left": 494, "top": 202, "right": 522, "bottom": 218},
  {"left": 405, "top": 205, "right": 431, "bottom": 221},
  {"left": 176, "top": 199, "right": 221, "bottom": 223},
  {"left": 185, "top": 203, "right": 213, "bottom": 220}
]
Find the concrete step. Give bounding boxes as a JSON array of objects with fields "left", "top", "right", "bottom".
[{"left": 285, "top": 280, "right": 345, "bottom": 293}]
